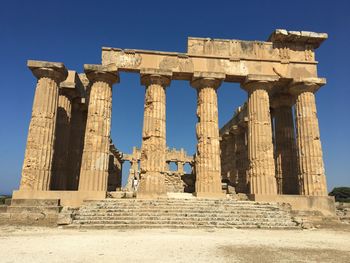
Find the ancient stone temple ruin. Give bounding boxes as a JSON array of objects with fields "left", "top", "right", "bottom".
[{"left": 10, "top": 29, "right": 336, "bottom": 223}]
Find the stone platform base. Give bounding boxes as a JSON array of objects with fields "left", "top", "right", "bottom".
[
  {"left": 248, "top": 194, "right": 336, "bottom": 216},
  {"left": 0, "top": 199, "right": 61, "bottom": 226},
  {"left": 195, "top": 192, "right": 226, "bottom": 198},
  {"left": 12, "top": 190, "right": 106, "bottom": 207},
  {"left": 167, "top": 193, "right": 196, "bottom": 199}
]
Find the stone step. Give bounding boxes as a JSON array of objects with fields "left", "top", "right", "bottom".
[
  {"left": 78, "top": 208, "right": 288, "bottom": 215},
  {"left": 74, "top": 216, "right": 293, "bottom": 223},
  {"left": 80, "top": 203, "right": 283, "bottom": 209},
  {"left": 66, "top": 223, "right": 298, "bottom": 230},
  {"left": 83, "top": 200, "right": 280, "bottom": 207},
  {"left": 73, "top": 220, "right": 297, "bottom": 227},
  {"left": 81, "top": 203, "right": 282, "bottom": 208},
  {"left": 74, "top": 212, "right": 290, "bottom": 219},
  {"left": 75, "top": 211, "right": 290, "bottom": 217},
  {"left": 75, "top": 210, "right": 292, "bottom": 216},
  {"left": 84, "top": 199, "right": 278, "bottom": 206}
]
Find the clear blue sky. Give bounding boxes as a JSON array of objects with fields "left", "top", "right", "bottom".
[{"left": 0, "top": 0, "right": 349, "bottom": 195}]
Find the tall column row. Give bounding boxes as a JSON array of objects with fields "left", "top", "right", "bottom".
[{"left": 19, "top": 61, "right": 328, "bottom": 199}]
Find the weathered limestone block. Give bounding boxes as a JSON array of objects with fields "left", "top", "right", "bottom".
[
  {"left": 79, "top": 64, "right": 119, "bottom": 191},
  {"left": 191, "top": 73, "right": 224, "bottom": 197},
  {"left": 165, "top": 174, "right": 185, "bottom": 192},
  {"left": 138, "top": 69, "right": 171, "bottom": 198},
  {"left": 271, "top": 94, "right": 298, "bottom": 194},
  {"left": 20, "top": 60, "right": 68, "bottom": 190},
  {"left": 290, "top": 78, "right": 328, "bottom": 196},
  {"left": 242, "top": 75, "right": 278, "bottom": 195}
]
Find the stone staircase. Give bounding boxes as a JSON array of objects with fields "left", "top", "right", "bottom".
[{"left": 67, "top": 198, "right": 299, "bottom": 229}]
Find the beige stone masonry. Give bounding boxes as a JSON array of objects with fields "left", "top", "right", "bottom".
[
  {"left": 242, "top": 75, "right": 278, "bottom": 195},
  {"left": 290, "top": 78, "right": 328, "bottom": 196},
  {"left": 138, "top": 69, "right": 171, "bottom": 198},
  {"left": 20, "top": 60, "right": 68, "bottom": 190},
  {"left": 271, "top": 94, "right": 299, "bottom": 194},
  {"left": 79, "top": 64, "right": 119, "bottom": 191},
  {"left": 191, "top": 72, "right": 225, "bottom": 197},
  {"left": 102, "top": 30, "right": 328, "bottom": 82}
]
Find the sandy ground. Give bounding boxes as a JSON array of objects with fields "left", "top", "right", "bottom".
[{"left": 0, "top": 226, "right": 350, "bottom": 263}]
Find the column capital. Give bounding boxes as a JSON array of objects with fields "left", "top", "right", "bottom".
[
  {"left": 84, "top": 63, "right": 119, "bottom": 85},
  {"left": 140, "top": 68, "right": 172, "bottom": 87},
  {"left": 289, "top": 77, "right": 326, "bottom": 95},
  {"left": 27, "top": 60, "right": 68, "bottom": 83},
  {"left": 190, "top": 72, "right": 225, "bottom": 90},
  {"left": 230, "top": 124, "right": 243, "bottom": 135},
  {"left": 241, "top": 74, "right": 279, "bottom": 93},
  {"left": 270, "top": 93, "right": 294, "bottom": 108}
]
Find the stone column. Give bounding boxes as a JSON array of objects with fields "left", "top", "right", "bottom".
[
  {"left": 191, "top": 73, "right": 225, "bottom": 197},
  {"left": 78, "top": 64, "right": 119, "bottom": 192},
  {"left": 138, "top": 69, "right": 171, "bottom": 198},
  {"left": 234, "top": 126, "right": 248, "bottom": 193},
  {"left": 177, "top": 162, "right": 184, "bottom": 174},
  {"left": 242, "top": 75, "right": 278, "bottom": 195},
  {"left": 66, "top": 98, "right": 87, "bottom": 190},
  {"left": 290, "top": 78, "right": 328, "bottom": 196},
  {"left": 227, "top": 133, "right": 237, "bottom": 185},
  {"left": 20, "top": 60, "right": 68, "bottom": 191},
  {"left": 51, "top": 88, "right": 73, "bottom": 190},
  {"left": 220, "top": 135, "right": 229, "bottom": 181},
  {"left": 272, "top": 94, "right": 299, "bottom": 194}
]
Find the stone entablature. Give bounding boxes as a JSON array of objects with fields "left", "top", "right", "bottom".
[
  {"left": 102, "top": 30, "right": 326, "bottom": 82},
  {"left": 188, "top": 30, "right": 327, "bottom": 62}
]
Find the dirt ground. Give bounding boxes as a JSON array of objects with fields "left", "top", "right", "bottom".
[{"left": 0, "top": 226, "right": 349, "bottom": 263}]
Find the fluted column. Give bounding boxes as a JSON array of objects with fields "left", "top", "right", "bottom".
[
  {"left": 138, "top": 69, "right": 171, "bottom": 198},
  {"left": 290, "top": 78, "right": 328, "bottom": 196},
  {"left": 227, "top": 133, "right": 237, "bottom": 185},
  {"left": 20, "top": 60, "right": 68, "bottom": 190},
  {"left": 51, "top": 89, "right": 73, "bottom": 190},
  {"left": 191, "top": 73, "right": 225, "bottom": 197},
  {"left": 242, "top": 75, "right": 278, "bottom": 195},
  {"left": 272, "top": 94, "right": 298, "bottom": 194},
  {"left": 78, "top": 64, "right": 119, "bottom": 192},
  {"left": 233, "top": 126, "right": 248, "bottom": 193},
  {"left": 66, "top": 98, "right": 87, "bottom": 190}
]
